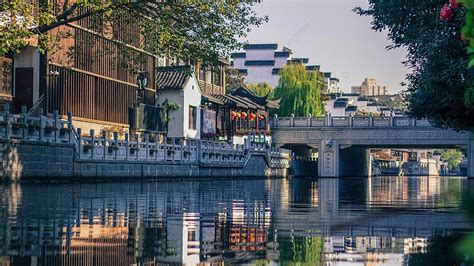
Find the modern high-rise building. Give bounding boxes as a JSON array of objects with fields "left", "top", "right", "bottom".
[{"left": 351, "top": 78, "right": 389, "bottom": 96}]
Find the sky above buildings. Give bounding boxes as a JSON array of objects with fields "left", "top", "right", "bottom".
[{"left": 245, "top": 0, "right": 409, "bottom": 94}]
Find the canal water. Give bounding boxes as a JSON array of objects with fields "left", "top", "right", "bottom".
[{"left": 0, "top": 176, "right": 473, "bottom": 265}]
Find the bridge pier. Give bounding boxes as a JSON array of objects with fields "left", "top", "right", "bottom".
[
  {"left": 468, "top": 139, "right": 474, "bottom": 178},
  {"left": 318, "top": 140, "right": 370, "bottom": 177}
]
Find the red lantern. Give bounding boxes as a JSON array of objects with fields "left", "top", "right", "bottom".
[
  {"left": 440, "top": 4, "right": 453, "bottom": 22},
  {"left": 249, "top": 113, "right": 256, "bottom": 121},
  {"left": 230, "top": 111, "right": 236, "bottom": 120},
  {"left": 241, "top": 112, "right": 247, "bottom": 118},
  {"left": 236, "top": 112, "right": 241, "bottom": 118},
  {"left": 450, "top": 0, "right": 461, "bottom": 9},
  {"left": 258, "top": 114, "right": 265, "bottom": 120}
]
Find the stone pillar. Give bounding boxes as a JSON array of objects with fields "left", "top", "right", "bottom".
[
  {"left": 468, "top": 139, "right": 474, "bottom": 178},
  {"left": 339, "top": 146, "right": 370, "bottom": 177},
  {"left": 318, "top": 139, "right": 339, "bottom": 177}
]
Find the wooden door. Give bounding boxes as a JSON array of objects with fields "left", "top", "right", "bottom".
[{"left": 14, "top": 67, "right": 34, "bottom": 111}]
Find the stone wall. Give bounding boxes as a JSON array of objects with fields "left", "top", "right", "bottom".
[
  {"left": 1, "top": 140, "right": 75, "bottom": 181},
  {"left": 1, "top": 140, "right": 288, "bottom": 182}
]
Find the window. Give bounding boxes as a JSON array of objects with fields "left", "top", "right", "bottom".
[
  {"left": 189, "top": 106, "right": 197, "bottom": 130},
  {"left": 188, "top": 230, "right": 197, "bottom": 241}
]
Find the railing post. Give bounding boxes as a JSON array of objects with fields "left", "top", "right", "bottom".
[
  {"left": 172, "top": 139, "right": 176, "bottom": 162},
  {"left": 412, "top": 117, "right": 417, "bottom": 127},
  {"left": 125, "top": 133, "right": 129, "bottom": 160},
  {"left": 290, "top": 114, "right": 295, "bottom": 127},
  {"left": 21, "top": 106, "right": 27, "bottom": 140},
  {"left": 67, "top": 112, "right": 73, "bottom": 143},
  {"left": 369, "top": 113, "right": 374, "bottom": 127},
  {"left": 197, "top": 139, "right": 202, "bottom": 163},
  {"left": 77, "top": 128, "right": 82, "bottom": 159},
  {"left": 135, "top": 134, "right": 139, "bottom": 160},
  {"left": 38, "top": 108, "right": 43, "bottom": 141},
  {"left": 90, "top": 129, "right": 95, "bottom": 159},
  {"left": 145, "top": 134, "right": 149, "bottom": 161},
  {"left": 102, "top": 130, "right": 106, "bottom": 160},
  {"left": 273, "top": 114, "right": 278, "bottom": 128},
  {"left": 3, "top": 103, "right": 10, "bottom": 140},
  {"left": 389, "top": 113, "right": 394, "bottom": 127},
  {"left": 164, "top": 137, "right": 168, "bottom": 161},
  {"left": 180, "top": 140, "right": 184, "bottom": 162},
  {"left": 113, "top": 132, "right": 118, "bottom": 160},
  {"left": 53, "top": 110, "right": 59, "bottom": 143},
  {"left": 349, "top": 113, "right": 354, "bottom": 127},
  {"left": 307, "top": 116, "right": 311, "bottom": 127}
]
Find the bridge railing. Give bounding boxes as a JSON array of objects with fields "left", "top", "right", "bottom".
[{"left": 271, "top": 114, "right": 432, "bottom": 128}]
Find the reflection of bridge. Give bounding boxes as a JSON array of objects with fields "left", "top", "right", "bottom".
[
  {"left": 273, "top": 178, "right": 471, "bottom": 238},
  {"left": 271, "top": 115, "right": 474, "bottom": 177}
]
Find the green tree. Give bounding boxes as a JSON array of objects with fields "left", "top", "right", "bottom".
[
  {"left": 225, "top": 67, "right": 246, "bottom": 94},
  {"left": 355, "top": 1, "right": 474, "bottom": 130},
  {"left": 0, "top": 1, "right": 267, "bottom": 63},
  {"left": 440, "top": 149, "right": 464, "bottom": 169},
  {"left": 273, "top": 64, "right": 325, "bottom": 117},
  {"left": 247, "top": 82, "right": 274, "bottom": 97}
]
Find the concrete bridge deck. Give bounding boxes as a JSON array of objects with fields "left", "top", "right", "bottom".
[{"left": 271, "top": 115, "right": 474, "bottom": 177}]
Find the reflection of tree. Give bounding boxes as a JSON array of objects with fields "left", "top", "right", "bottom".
[
  {"left": 436, "top": 179, "right": 461, "bottom": 209},
  {"left": 278, "top": 236, "right": 323, "bottom": 266}
]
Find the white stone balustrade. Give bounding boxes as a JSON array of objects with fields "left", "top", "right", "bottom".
[
  {"left": 0, "top": 104, "right": 291, "bottom": 168},
  {"left": 271, "top": 114, "right": 433, "bottom": 128}
]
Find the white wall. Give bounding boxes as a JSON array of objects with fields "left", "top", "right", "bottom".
[
  {"left": 157, "top": 76, "right": 202, "bottom": 139},
  {"left": 246, "top": 49, "right": 275, "bottom": 60},
  {"left": 233, "top": 58, "right": 246, "bottom": 69},
  {"left": 245, "top": 65, "right": 277, "bottom": 87}
]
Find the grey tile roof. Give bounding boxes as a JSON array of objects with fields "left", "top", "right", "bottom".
[{"left": 156, "top": 65, "right": 192, "bottom": 90}]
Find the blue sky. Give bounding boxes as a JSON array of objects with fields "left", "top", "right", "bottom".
[{"left": 245, "top": 0, "right": 409, "bottom": 94}]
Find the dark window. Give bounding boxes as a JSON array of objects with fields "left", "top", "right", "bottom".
[
  {"left": 189, "top": 106, "right": 197, "bottom": 130},
  {"left": 188, "top": 230, "right": 197, "bottom": 241}
]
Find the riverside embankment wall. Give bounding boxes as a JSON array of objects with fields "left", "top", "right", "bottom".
[{"left": 1, "top": 140, "right": 288, "bottom": 182}]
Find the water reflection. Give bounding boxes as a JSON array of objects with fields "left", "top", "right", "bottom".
[{"left": 0, "top": 176, "right": 473, "bottom": 265}]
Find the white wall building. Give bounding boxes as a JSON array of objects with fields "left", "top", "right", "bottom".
[
  {"left": 231, "top": 44, "right": 334, "bottom": 88},
  {"left": 325, "top": 93, "right": 386, "bottom": 116},
  {"left": 156, "top": 65, "right": 202, "bottom": 139}
]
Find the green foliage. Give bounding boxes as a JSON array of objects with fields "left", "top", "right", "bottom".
[
  {"left": 355, "top": 1, "right": 474, "bottom": 130},
  {"left": 247, "top": 82, "right": 274, "bottom": 97},
  {"left": 278, "top": 236, "right": 324, "bottom": 266},
  {"left": 273, "top": 64, "right": 325, "bottom": 117},
  {"left": 440, "top": 149, "right": 464, "bottom": 169},
  {"left": 225, "top": 67, "right": 246, "bottom": 94},
  {"left": 458, "top": 0, "right": 474, "bottom": 67},
  {"left": 0, "top": 0, "right": 267, "bottom": 64}
]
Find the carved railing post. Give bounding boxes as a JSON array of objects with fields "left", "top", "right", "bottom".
[
  {"left": 102, "top": 130, "right": 107, "bottom": 160},
  {"left": 125, "top": 133, "right": 129, "bottom": 160},
  {"left": 290, "top": 114, "right": 295, "bottom": 127},
  {"left": 135, "top": 134, "right": 139, "bottom": 160},
  {"left": 67, "top": 112, "right": 73, "bottom": 143},
  {"left": 368, "top": 113, "right": 373, "bottom": 127},
  {"left": 4, "top": 103, "right": 10, "bottom": 140},
  {"left": 145, "top": 134, "right": 149, "bottom": 160},
  {"left": 38, "top": 108, "right": 43, "bottom": 141},
  {"left": 53, "top": 110, "right": 59, "bottom": 143},
  {"left": 77, "top": 128, "right": 82, "bottom": 159},
  {"left": 389, "top": 112, "right": 394, "bottom": 127},
  {"left": 90, "top": 129, "right": 95, "bottom": 159},
  {"left": 113, "top": 132, "right": 118, "bottom": 160},
  {"left": 273, "top": 114, "right": 278, "bottom": 128}
]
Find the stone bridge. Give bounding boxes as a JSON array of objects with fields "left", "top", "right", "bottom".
[{"left": 271, "top": 115, "right": 474, "bottom": 177}]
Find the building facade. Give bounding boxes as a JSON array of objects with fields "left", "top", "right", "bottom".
[
  {"left": 231, "top": 43, "right": 333, "bottom": 88},
  {"left": 351, "top": 78, "right": 389, "bottom": 96},
  {"left": 7, "top": 1, "right": 227, "bottom": 134}
]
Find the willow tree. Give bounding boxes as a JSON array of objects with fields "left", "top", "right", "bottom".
[
  {"left": 273, "top": 64, "right": 325, "bottom": 117},
  {"left": 0, "top": 0, "right": 267, "bottom": 63}
]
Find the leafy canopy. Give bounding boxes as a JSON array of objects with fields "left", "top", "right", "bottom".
[
  {"left": 273, "top": 64, "right": 325, "bottom": 117},
  {"left": 0, "top": 0, "right": 267, "bottom": 63},
  {"left": 247, "top": 82, "right": 274, "bottom": 97},
  {"left": 355, "top": 1, "right": 474, "bottom": 130}
]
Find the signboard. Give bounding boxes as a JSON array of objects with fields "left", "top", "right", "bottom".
[{"left": 201, "top": 109, "right": 216, "bottom": 135}]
